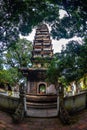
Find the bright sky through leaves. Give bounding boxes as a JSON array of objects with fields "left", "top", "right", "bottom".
[{"left": 20, "top": 10, "right": 82, "bottom": 53}]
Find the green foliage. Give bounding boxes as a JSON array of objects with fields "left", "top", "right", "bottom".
[
  {"left": 4, "top": 38, "right": 32, "bottom": 68},
  {"left": 51, "top": 0, "right": 87, "bottom": 39},
  {"left": 0, "top": 53, "right": 4, "bottom": 70},
  {"left": 0, "top": 0, "right": 59, "bottom": 52},
  {"left": 0, "top": 68, "right": 19, "bottom": 85},
  {"left": 1, "top": 0, "right": 87, "bottom": 86},
  {"left": 33, "top": 57, "right": 52, "bottom": 67},
  {"left": 0, "top": 38, "right": 32, "bottom": 85},
  {"left": 47, "top": 39, "right": 87, "bottom": 86},
  {"left": 78, "top": 38, "right": 87, "bottom": 75},
  {"left": 1, "top": 0, "right": 87, "bottom": 52},
  {"left": 47, "top": 59, "right": 59, "bottom": 84},
  {"left": 60, "top": 41, "right": 82, "bottom": 82}
]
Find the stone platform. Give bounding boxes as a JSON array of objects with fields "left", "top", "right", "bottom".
[
  {"left": 27, "top": 108, "right": 58, "bottom": 117},
  {"left": 26, "top": 94, "right": 58, "bottom": 117}
]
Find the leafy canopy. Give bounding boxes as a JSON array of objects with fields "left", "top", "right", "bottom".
[
  {"left": 47, "top": 39, "right": 87, "bottom": 86},
  {"left": 51, "top": 0, "right": 87, "bottom": 39},
  {"left": 4, "top": 38, "right": 32, "bottom": 68},
  {"left": 1, "top": 0, "right": 87, "bottom": 52},
  {"left": 0, "top": 38, "right": 32, "bottom": 86},
  {"left": 0, "top": 0, "right": 59, "bottom": 52},
  {"left": 0, "top": 68, "right": 19, "bottom": 86}
]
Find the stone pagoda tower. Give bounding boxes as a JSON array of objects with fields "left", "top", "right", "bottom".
[
  {"left": 32, "top": 24, "right": 53, "bottom": 68},
  {"left": 20, "top": 24, "right": 53, "bottom": 94},
  {"left": 20, "top": 24, "right": 58, "bottom": 118}
]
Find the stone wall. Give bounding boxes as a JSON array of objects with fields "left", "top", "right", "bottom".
[
  {"left": 0, "top": 94, "right": 19, "bottom": 113},
  {"left": 64, "top": 92, "right": 87, "bottom": 113},
  {"left": 0, "top": 91, "right": 87, "bottom": 115}
]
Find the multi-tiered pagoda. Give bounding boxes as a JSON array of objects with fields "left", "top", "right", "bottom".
[
  {"left": 20, "top": 24, "right": 54, "bottom": 94},
  {"left": 20, "top": 24, "right": 57, "bottom": 117},
  {"left": 32, "top": 24, "right": 53, "bottom": 68}
]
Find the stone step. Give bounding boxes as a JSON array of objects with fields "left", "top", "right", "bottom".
[
  {"left": 26, "top": 108, "right": 58, "bottom": 117},
  {"left": 26, "top": 102, "right": 57, "bottom": 109},
  {"left": 26, "top": 94, "right": 57, "bottom": 103},
  {"left": 26, "top": 94, "right": 58, "bottom": 117}
]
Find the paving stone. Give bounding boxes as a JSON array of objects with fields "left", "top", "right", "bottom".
[{"left": 0, "top": 109, "right": 87, "bottom": 130}]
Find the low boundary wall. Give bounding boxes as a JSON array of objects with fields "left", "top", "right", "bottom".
[
  {"left": 64, "top": 92, "right": 87, "bottom": 113},
  {"left": 0, "top": 91, "right": 87, "bottom": 114},
  {"left": 0, "top": 93, "right": 19, "bottom": 113}
]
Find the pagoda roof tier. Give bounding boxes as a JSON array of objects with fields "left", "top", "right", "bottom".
[
  {"left": 34, "top": 42, "right": 52, "bottom": 46},
  {"left": 20, "top": 67, "right": 47, "bottom": 71},
  {"left": 36, "top": 28, "right": 48, "bottom": 31},
  {"left": 33, "top": 44, "right": 52, "bottom": 48},
  {"left": 19, "top": 67, "right": 47, "bottom": 81},
  {"left": 32, "top": 24, "right": 53, "bottom": 65},
  {"left": 34, "top": 39, "right": 51, "bottom": 42},
  {"left": 36, "top": 34, "right": 50, "bottom": 37},
  {"left": 31, "top": 57, "right": 53, "bottom": 62},
  {"left": 32, "top": 54, "right": 53, "bottom": 59},
  {"left": 32, "top": 49, "right": 53, "bottom": 53}
]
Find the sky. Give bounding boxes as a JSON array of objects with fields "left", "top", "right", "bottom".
[{"left": 20, "top": 10, "right": 82, "bottom": 54}]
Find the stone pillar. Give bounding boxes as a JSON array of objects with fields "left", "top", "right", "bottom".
[
  {"left": 57, "top": 95, "right": 59, "bottom": 116},
  {"left": 27, "top": 81, "right": 30, "bottom": 94},
  {"left": 12, "top": 83, "right": 26, "bottom": 123},
  {"left": 19, "top": 84, "right": 27, "bottom": 114},
  {"left": 58, "top": 83, "right": 71, "bottom": 124},
  {"left": 56, "top": 86, "right": 59, "bottom": 116}
]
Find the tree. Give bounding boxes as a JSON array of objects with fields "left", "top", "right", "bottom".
[
  {"left": 79, "top": 38, "right": 87, "bottom": 75},
  {"left": 4, "top": 38, "right": 32, "bottom": 68},
  {"left": 1, "top": 0, "right": 87, "bottom": 52},
  {"left": 47, "top": 59, "right": 59, "bottom": 85},
  {"left": 0, "top": 53, "right": 4, "bottom": 70},
  {"left": 0, "top": 38, "right": 32, "bottom": 86},
  {"left": 51, "top": 0, "right": 87, "bottom": 39},
  {"left": 0, "top": 0, "right": 59, "bottom": 52},
  {"left": 0, "top": 68, "right": 19, "bottom": 86},
  {"left": 60, "top": 41, "right": 82, "bottom": 83},
  {"left": 47, "top": 40, "right": 87, "bottom": 88}
]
